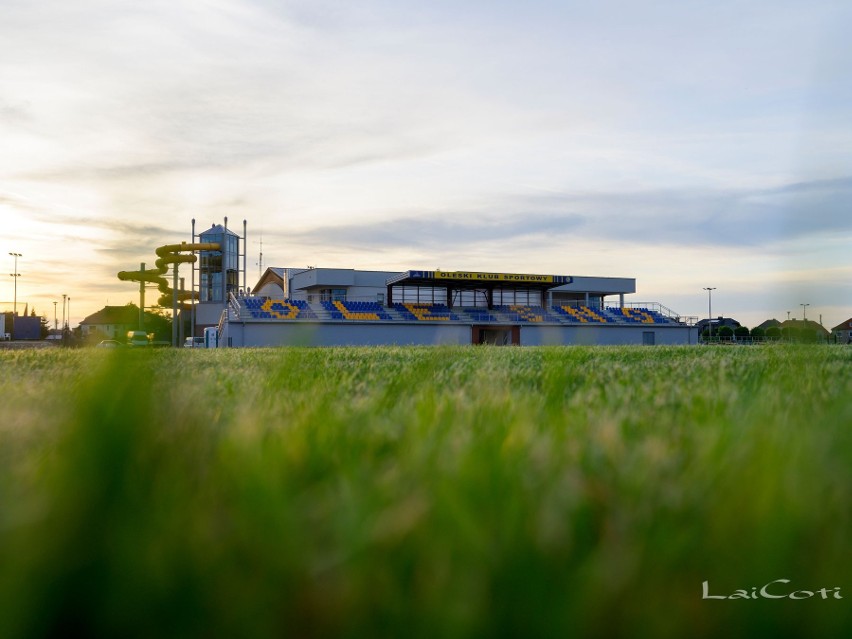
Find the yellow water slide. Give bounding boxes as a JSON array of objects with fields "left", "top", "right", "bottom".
[{"left": 117, "top": 242, "right": 220, "bottom": 309}]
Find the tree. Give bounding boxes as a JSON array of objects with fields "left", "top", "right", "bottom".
[
  {"left": 144, "top": 308, "right": 173, "bottom": 342},
  {"left": 750, "top": 327, "right": 765, "bottom": 339},
  {"left": 734, "top": 326, "right": 750, "bottom": 339},
  {"left": 718, "top": 325, "right": 734, "bottom": 340},
  {"left": 765, "top": 326, "right": 781, "bottom": 340}
]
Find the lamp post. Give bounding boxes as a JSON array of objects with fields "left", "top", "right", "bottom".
[
  {"left": 9, "top": 252, "right": 21, "bottom": 316},
  {"left": 62, "top": 294, "right": 67, "bottom": 330},
  {"left": 800, "top": 303, "right": 809, "bottom": 323},
  {"left": 53, "top": 301, "right": 58, "bottom": 331},
  {"left": 703, "top": 287, "right": 716, "bottom": 340}
]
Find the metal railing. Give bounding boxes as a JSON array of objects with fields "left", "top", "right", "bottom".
[{"left": 228, "top": 291, "right": 242, "bottom": 320}]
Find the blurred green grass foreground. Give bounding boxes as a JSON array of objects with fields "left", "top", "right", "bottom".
[{"left": 1, "top": 345, "right": 850, "bottom": 638}]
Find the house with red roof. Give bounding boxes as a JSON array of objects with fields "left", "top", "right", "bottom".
[{"left": 831, "top": 317, "right": 852, "bottom": 344}]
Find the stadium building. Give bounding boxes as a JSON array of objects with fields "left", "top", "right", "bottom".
[
  {"left": 117, "top": 219, "right": 699, "bottom": 347},
  {"left": 218, "top": 266, "right": 698, "bottom": 347}
]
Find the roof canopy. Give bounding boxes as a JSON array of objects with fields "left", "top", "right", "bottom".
[{"left": 387, "top": 270, "right": 572, "bottom": 291}]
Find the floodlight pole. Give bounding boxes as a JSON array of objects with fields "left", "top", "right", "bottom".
[
  {"left": 703, "top": 287, "right": 716, "bottom": 339},
  {"left": 800, "top": 303, "right": 809, "bottom": 323},
  {"left": 179, "top": 277, "right": 185, "bottom": 346},
  {"left": 9, "top": 252, "right": 21, "bottom": 316},
  {"left": 191, "top": 218, "right": 196, "bottom": 339},
  {"left": 172, "top": 261, "right": 179, "bottom": 347},
  {"left": 223, "top": 216, "right": 229, "bottom": 307},
  {"left": 139, "top": 263, "right": 146, "bottom": 330}
]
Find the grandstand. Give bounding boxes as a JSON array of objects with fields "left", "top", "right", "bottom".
[{"left": 219, "top": 267, "right": 697, "bottom": 347}]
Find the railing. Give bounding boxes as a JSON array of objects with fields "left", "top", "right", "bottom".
[
  {"left": 620, "top": 302, "right": 692, "bottom": 324},
  {"left": 700, "top": 334, "right": 833, "bottom": 345},
  {"left": 217, "top": 309, "right": 227, "bottom": 341},
  {"left": 228, "top": 292, "right": 242, "bottom": 320}
]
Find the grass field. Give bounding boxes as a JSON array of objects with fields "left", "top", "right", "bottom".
[{"left": 1, "top": 345, "right": 850, "bottom": 638}]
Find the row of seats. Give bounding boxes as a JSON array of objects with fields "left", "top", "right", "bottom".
[
  {"left": 242, "top": 298, "right": 675, "bottom": 324},
  {"left": 243, "top": 298, "right": 316, "bottom": 320},
  {"left": 323, "top": 300, "right": 394, "bottom": 321},
  {"left": 496, "top": 305, "right": 563, "bottom": 323},
  {"left": 608, "top": 307, "right": 655, "bottom": 324},
  {"left": 462, "top": 308, "right": 498, "bottom": 322},
  {"left": 394, "top": 303, "right": 460, "bottom": 321},
  {"left": 553, "top": 305, "right": 610, "bottom": 323}
]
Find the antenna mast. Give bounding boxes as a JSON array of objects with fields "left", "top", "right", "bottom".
[{"left": 255, "top": 232, "right": 264, "bottom": 279}]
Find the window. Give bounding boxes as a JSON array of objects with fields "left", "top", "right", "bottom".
[
  {"left": 392, "top": 286, "right": 446, "bottom": 304},
  {"left": 319, "top": 288, "right": 347, "bottom": 302},
  {"left": 493, "top": 288, "right": 542, "bottom": 306},
  {"left": 453, "top": 289, "right": 488, "bottom": 307}
]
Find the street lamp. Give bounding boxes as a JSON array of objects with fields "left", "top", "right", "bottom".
[
  {"left": 703, "top": 287, "right": 716, "bottom": 339},
  {"left": 800, "top": 303, "right": 809, "bottom": 323},
  {"left": 53, "top": 301, "right": 58, "bottom": 331},
  {"left": 9, "top": 252, "right": 21, "bottom": 316},
  {"left": 62, "top": 294, "right": 67, "bottom": 330}
]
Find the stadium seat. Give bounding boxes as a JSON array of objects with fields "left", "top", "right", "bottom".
[
  {"left": 395, "top": 303, "right": 459, "bottom": 321},
  {"left": 553, "top": 305, "right": 610, "bottom": 323},
  {"left": 243, "top": 298, "right": 318, "bottom": 320},
  {"left": 324, "top": 300, "right": 393, "bottom": 321}
]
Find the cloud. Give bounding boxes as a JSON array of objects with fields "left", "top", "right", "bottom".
[
  {"left": 0, "top": 98, "right": 33, "bottom": 123},
  {"left": 281, "top": 176, "right": 852, "bottom": 253}
]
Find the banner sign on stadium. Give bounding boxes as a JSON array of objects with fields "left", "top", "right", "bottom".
[{"left": 434, "top": 270, "right": 555, "bottom": 284}]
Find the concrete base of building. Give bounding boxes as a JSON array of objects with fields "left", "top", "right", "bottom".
[{"left": 221, "top": 320, "right": 699, "bottom": 347}]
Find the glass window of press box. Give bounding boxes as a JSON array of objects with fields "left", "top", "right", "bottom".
[{"left": 199, "top": 226, "right": 240, "bottom": 302}]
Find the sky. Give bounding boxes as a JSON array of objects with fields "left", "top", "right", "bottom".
[{"left": 2, "top": 0, "right": 851, "bottom": 330}]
